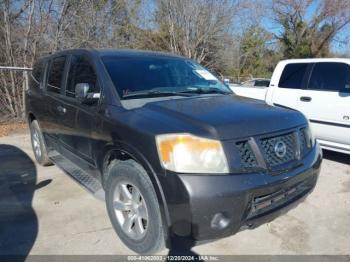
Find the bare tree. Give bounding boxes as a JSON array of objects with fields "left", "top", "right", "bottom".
[
  {"left": 0, "top": 0, "right": 141, "bottom": 120},
  {"left": 143, "top": 0, "right": 239, "bottom": 71},
  {"left": 0, "top": 0, "right": 349, "bottom": 121},
  {"left": 272, "top": 0, "right": 350, "bottom": 58},
  {"left": 1, "top": 0, "right": 25, "bottom": 117}
]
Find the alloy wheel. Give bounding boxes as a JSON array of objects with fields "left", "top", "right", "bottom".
[
  {"left": 32, "top": 129, "right": 42, "bottom": 158},
  {"left": 113, "top": 182, "right": 149, "bottom": 240}
]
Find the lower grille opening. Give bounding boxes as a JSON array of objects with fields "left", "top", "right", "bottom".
[{"left": 247, "top": 181, "right": 312, "bottom": 219}]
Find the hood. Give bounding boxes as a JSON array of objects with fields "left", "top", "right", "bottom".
[{"left": 142, "top": 95, "right": 307, "bottom": 140}]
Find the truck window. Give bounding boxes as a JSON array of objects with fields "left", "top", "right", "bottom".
[
  {"left": 47, "top": 56, "right": 66, "bottom": 94},
  {"left": 66, "top": 55, "right": 99, "bottom": 98},
  {"left": 31, "top": 60, "right": 44, "bottom": 83},
  {"left": 308, "top": 62, "right": 350, "bottom": 93},
  {"left": 255, "top": 80, "right": 270, "bottom": 87},
  {"left": 278, "top": 63, "right": 308, "bottom": 89},
  {"left": 30, "top": 60, "right": 46, "bottom": 90}
]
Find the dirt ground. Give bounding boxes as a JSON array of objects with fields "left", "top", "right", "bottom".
[
  {"left": 0, "top": 122, "right": 27, "bottom": 137},
  {"left": 0, "top": 130, "right": 349, "bottom": 256}
]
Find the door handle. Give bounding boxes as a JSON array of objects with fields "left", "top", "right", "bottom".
[
  {"left": 57, "top": 105, "right": 67, "bottom": 114},
  {"left": 300, "top": 96, "right": 312, "bottom": 102}
]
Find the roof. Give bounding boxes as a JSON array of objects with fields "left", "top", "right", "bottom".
[
  {"left": 96, "top": 49, "right": 183, "bottom": 59},
  {"left": 280, "top": 58, "right": 350, "bottom": 64},
  {"left": 40, "top": 48, "right": 184, "bottom": 60}
]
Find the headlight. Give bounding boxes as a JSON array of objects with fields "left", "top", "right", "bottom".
[{"left": 156, "top": 134, "right": 229, "bottom": 174}]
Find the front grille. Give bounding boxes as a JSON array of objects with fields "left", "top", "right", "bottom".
[
  {"left": 260, "top": 132, "right": 296, "bottom": 167},
  {"left": 299, "top": 128, "right": 307, "bottom": 153},
  {"left": 235, "top": 127, "right": 312, "bottom": 173},
  {"left": 236, "top": 141, "right": 257, "bottom": 169}
]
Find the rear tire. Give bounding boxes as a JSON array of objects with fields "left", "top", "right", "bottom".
[
  {"left": 29, "top": 120, "right": 52, "bottom": 166},
  {"left": 105, "top": 159, "right": 165, "bottom": 254}
]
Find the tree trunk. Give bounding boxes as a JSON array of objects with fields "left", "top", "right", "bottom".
[{"left": 3, "top": 2, "right": 20, "bottom": 117}]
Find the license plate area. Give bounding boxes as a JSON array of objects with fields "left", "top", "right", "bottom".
[{"left": 247, "top": 182, "right": 309, "bottom": 219}]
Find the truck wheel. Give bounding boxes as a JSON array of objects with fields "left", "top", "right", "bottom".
[
  {"left": 105, "top": 159, "right": 165, "bottom": 254},
  {"left": 29, "top": 120, "right": 52, "bottom": 166}
]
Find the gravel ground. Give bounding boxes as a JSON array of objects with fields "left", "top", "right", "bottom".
[{"left": 0, "top": 131, "right": 349, "bottom": 256}]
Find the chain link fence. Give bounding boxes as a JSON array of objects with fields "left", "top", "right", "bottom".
[{"left": 0, "top": 66, "right": 32, "bottom": 123}]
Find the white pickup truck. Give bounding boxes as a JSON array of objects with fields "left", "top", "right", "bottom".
[{"left": 230, "top": 58, "right": 350, "bottom": 154}]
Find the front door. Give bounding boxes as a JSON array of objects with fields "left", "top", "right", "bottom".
[
  {"left": 59, "top": 54, "right": 102, "bottom": 163},
  {"left": 269, "top": 62, "right": 309, "bottom": 109}
]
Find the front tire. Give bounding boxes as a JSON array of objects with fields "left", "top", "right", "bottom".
[
  {"left": 29, "top": 120, "right": 52, "bottom": 166},
  {"left": 105, "top": 160, "right": 165, "bottom": 254}
]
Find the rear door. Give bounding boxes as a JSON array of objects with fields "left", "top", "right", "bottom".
[
  {"left": 27, "top": 59, "right": 48, "bottom": 125},
  {"left": 269, "top": 62, "right": 309, "bottom": 109},
  {"left": 297, "top": 62, "right": 350, "bottom": 148},
  {"left": 42, "top": 56, "right": 69, "bottom": 147}
]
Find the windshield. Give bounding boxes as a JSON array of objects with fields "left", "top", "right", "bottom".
[{"left": 101, "top": 55, "right": 231, "bottom": 99}]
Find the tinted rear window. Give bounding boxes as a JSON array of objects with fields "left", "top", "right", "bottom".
[
  {"left": 31, "top": 60, "right": 44, "bottom": 83},
  {"left": 47, "top": 56, "right": 66, "bottom": 93},
  {"left": 308, "top": 62, "right": 350, "bottom": 92},
  {"left": 278, "top": 63, "right": 308, "bottom": 89}
]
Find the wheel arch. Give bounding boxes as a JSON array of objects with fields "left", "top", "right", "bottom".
[
  {"left": 27, "top": 112, "right": 36, "bottom": 123},
  {"left": 98, "top": 143, "right": 171, "bottom": 247}
]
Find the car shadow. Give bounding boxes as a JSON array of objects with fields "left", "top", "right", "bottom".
[
  {"left": 166, "top": 223, "right": 206, "bottom": 261},
  {"left": 0, "top": 144, "right": 51, "bottom": 259},
  {"left": 166, "top": 235, "right": 204, "bottom": 262},
  {"left": 322, "top": 149, "right": 350, "bottom": 165}
]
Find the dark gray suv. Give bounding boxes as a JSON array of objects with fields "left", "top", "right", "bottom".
[{"left": 26, "top": 49, "right": 322, "bottom": 254}]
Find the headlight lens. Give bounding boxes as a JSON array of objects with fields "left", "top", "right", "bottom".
[{"left": 156, "top": 134, "right": 229, "bottom": 173}]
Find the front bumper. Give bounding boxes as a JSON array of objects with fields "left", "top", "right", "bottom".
[{"left": 160, "top": 144, "right": 322, "bottom": 241}]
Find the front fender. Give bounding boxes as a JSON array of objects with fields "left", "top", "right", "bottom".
[{"left": 97, "top": 141, "right": 172, "bottom": 247}]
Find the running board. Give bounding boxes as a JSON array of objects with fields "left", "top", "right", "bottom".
[{"left": 49, "top": 151, "right": 105, "bottom": 201}]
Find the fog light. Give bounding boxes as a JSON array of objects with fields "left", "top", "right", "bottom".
[{"left": 210, "top": 213, "right": 230, "bottom": 230}]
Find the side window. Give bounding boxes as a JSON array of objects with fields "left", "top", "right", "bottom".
[
  {"left": 66, "top": 55, "right": 99, "bottom": 98},
  {"left": 278, "top": 63, "right": 308, "bottom": 89},
  {"left": 31, "top": 60, "right": 44, "bottom": 83},
  {"left": 255, "top": 80, "right": 270, "bottom": 87},
  {"left": 47, "top": 56, "right": 66, "bottom": 94},
  {"left": 308, "top": 62, "right": 350, "bottom": 93},
  {"left": 29, "top": 60, "right": 45, "bottom": 90}
]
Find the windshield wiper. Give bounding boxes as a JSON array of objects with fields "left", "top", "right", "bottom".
[
  {"left": 122, "top": 87, "right": 232, "bottom": 99},
  {"left": 181, "top": 87, "right": 232, "bottom": 95},
  {"left": 122, "top": 90, "right": 193, "bottom": 99}
]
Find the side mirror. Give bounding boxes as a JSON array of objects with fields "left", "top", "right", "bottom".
[
  {"left": 75, "top": 83, "right": 100, "bottom": 104},
  {"left": 75, "top": 83, "right": 90, "bottom": 100}
]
